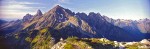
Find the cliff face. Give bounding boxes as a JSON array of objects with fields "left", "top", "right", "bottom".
[
  {"left": 104, "top": 16, "right": 150, "bottom": 33},
  {"left": 103, "top": 16, "right": 150, "bottom": 39},
  {"left": 0, "top": 5, "right": 149, "bottom": 49},
  {"left": 1, "top": 5, "right": 147, "bottom": 41}
]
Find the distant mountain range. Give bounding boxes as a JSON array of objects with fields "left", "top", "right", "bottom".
[
  {"left": 0, "top": 5, "right": 149, "bottom": 41},
  {"left": 0, "top": 5, "right": 150, "bottom": 49}
]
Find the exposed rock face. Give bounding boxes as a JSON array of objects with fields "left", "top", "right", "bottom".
[
  {"left": 137, "top": 18, "right": 150, "bottom": 33},
  {"left": 22, "top": 14, "right": 33, "bottom": 22},
  {"left": 7, "top": 5, "right": 144, "bottom": 42},
  {"left": 103, "top": 16, "right": 150, "bottom": 39},
  {"left": 103, "top": 16, "right": 150, "bottom": 33},
  {"left": 51, "top": 41, "right": 67, "bottom": 49},
  {"left": 1, "top": 5, "right": 149, "bottom": 43},
  {"left": 34, "top": 9, "right": 43, "bottom": 16},
  {"left": 1, "top": 5, "right": 149, "bottom": 49}
]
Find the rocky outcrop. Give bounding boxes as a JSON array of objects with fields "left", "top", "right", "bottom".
[
  {"left": 103, "top": 16, "right": 150, "bottom": 34},
  {"left": 1, "top": 5, "right": 150, "bottom": 49},
  {"left": 22, "top": 14, "right": 33, "bottom": 22},
  {"left": 1, "top": 5, "right": 148, "bottom": 42},
  {"left": 51, "top": 41, "right": 67, "bottom": 49},
  {"left": 34, "top": 9, "right": 43, "bottom": 17}
]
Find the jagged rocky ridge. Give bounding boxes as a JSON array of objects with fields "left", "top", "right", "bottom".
[
  {"left": 1, "top": 5, "right": 149, "bottom": 41},
  {"left": 0, "top": 5, "right": 150, "bottom": 49},
  {"left": 103, "top": 16, "right": 150, "bottom": 39}
]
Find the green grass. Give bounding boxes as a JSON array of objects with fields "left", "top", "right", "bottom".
[
  {"left": 40, "top": 28, "right": 48, "bottom": 34},
  {"left": 64, "top": 43, "right": 74, "bottom": 49},
  {"left": 64, "top": 37, "right": 92, "bottom": 49},
  {"left": 66, "top": 36, "right": 78, "bottom": 42},
  {"left": 126, "top": 43, "right": 141, "bottom": 49},
  {"left": 31, "top": 35, "right": 40, "bottom": 44},
  {"left": 25, "top": 37, "right": 31, "bottom": 42}
]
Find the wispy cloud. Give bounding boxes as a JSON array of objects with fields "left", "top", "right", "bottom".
[
  {"left": 1, "top": 4, "right": 45, "bottom": 10},
  {"left": 0, "top": 0, "right": 45, "bottom": 19},
  {"left": 58, "top": 0, "right": 70, "bottom": 3},
  {"left": 6, "top": 1, "right": 40, "bottom": 5},
  {"left": 0, "top": 10, "right": 35, "bottom": 19}
]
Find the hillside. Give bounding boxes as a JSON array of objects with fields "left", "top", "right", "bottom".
[{"left": 0, "top": 5, "right": 150, "bottom": 49}]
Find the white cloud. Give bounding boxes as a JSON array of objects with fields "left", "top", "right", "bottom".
[
  {"left": 1, "top": 4, "right": 45, "bottom": 10},
  {"left": 3, "top": 0, "right": 41, "bottom": 5},
  {"left": 58, "top": 0, "right": 70, "bottom": 4},
  {"left": 0, "top": 0, "right": 45, "bottom": 19},
  {"left": 0, "top": 9, "right": 35, "bottom": 19},
  {"left": 7, "top": 1, "right": 40, "bottom": 5}
]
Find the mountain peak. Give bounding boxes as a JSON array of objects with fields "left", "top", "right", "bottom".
[
  {"left": 35, "top": 9, "right": 43, "bottom": 16},
  {"left": 55, "top": 5, "right": 62, "bottom": 8},
  {"left": 23, "top": 13, "right": 33, "bottom": 21},
  {"left": 49, "top": 5, "right": 74, "bottom": 15},
  {"left": 51, "top": 5, "right": 64, "bottom": 11}
]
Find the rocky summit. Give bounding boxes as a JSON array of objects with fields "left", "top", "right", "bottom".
[{"left": 0, "top": 5, "right": 150, "bottom": 49}]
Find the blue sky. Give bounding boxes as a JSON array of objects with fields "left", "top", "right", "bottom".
[{"left": 0, "top": 0, "right": 150, "bottom": 20}]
